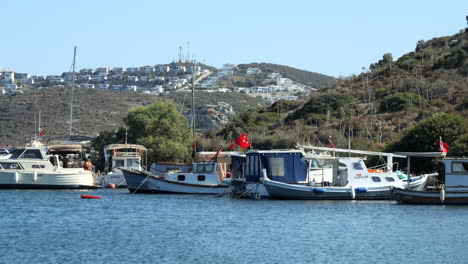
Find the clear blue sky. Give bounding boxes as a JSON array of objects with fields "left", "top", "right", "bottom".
[{"left": 1, "top": 0, "right": 466, "bottom": 77}]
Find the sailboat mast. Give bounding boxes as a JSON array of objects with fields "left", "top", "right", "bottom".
[
  {"left": 69, "top": 46, "right": 77, "bottom": 138},
  {"left": 191, "top": 61, "right": 196, "bottom": 155}
]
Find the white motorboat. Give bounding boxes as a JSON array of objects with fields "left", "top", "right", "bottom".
[
  {"left": 263, "top": 156, "right": 434, "bottom": 200},
  {"left": 0, "top": 145, "right": 95, "bottom": 189},
  {"left": 121, "top": 161, "right": 229, "bottom": 194},
  {"left": 97, "top": 144, "right": 147, "bottom": 188}
]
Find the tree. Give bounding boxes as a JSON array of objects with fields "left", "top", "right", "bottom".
[
  {"left": 379, "top": 92, "right": 425, "bottom": 113},
  {"left": 385, "top": 114, "right": 468, "bottom": 172},
  {"left": 90, "top": 128, "right": 127, "bottom": 172},
  {"left": 126, "top": 100, "right": 192, "bottom": 162}
]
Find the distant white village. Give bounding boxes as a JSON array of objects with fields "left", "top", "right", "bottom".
[{"left": 0, "top": 62, "right": 316, "bottom": 104}]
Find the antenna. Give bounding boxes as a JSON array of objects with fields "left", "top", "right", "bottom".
[
  {"left": 187, "top": 41, "right": 190, "bottom": 62},
  {"left": 69, "top": 46, "right": 76, "bottom": 138},
  {"left": 179, "top": 46, "right": 182, "bottom": 62}
]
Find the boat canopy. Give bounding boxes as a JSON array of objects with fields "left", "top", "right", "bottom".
[
  {"left": 48, "top": 144, "right": 83, "bottom": 154},
  {"left": 105, "top": 144, "right": 147, "bottom": 151},
  {"left": 245, "top": 150, "right": 308, "bottom": 183}
]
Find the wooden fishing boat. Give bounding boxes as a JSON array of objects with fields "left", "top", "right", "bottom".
[{"left": 393, "top": 158, "right": 468, "bottom": 205}]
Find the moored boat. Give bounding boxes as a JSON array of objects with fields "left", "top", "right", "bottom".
[
  {"left": 121, "top": 160, "right": 229, "bottom": 194},
  {"left": 97, "top": 144, "right": 147, "bottom": 188},
  {"left": 262, "top": 155, "right": 433, "bottom": 200},
  {"left": 226, "top": 149, "right": 333, "bottom": 199},
  {"left": 393, "top": 157, "right": 468, "bottom": 205},
  {"left": 0, "top": 145, "right": 95, "bottom": 189}
]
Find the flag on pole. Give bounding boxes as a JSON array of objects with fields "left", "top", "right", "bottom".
[
  {"left": 439, "top": 137, "right": 449, "bottom": 153},
  {"left": 38, "top": 129, "right": 46, "bottom": 136},
  {"left": 235, "top": 133, "right": 251, "bottom": 149},
  {"left": 328, "top": 136, "right": 335, "bottom": 148}
]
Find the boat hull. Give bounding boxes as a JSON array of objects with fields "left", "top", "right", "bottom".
[
  {"left": 264, "top": 180, "right": 392, "bottom": 200},
  {"left": 0, "top": 170, "right": 96, "bottom": 189},
  {"left": 393, "top": 188, "right": 468, "bottom": 205},
  {"left": 97, "top": 170, "right": 127, "bottom": 188}
]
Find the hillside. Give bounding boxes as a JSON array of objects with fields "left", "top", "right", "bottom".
[
  {"left": 0, "top": 87, "right": 264, "bottom": 146},
  {"left": 237, "top": 62, "right": 337, "bottom": 88},
  {"left": 219, "top": 30, "right": 468, "bottom": 151}
]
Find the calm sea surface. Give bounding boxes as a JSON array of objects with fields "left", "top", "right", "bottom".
[{"left": 1, "top": 188, "right": 468, "bottom": 264}]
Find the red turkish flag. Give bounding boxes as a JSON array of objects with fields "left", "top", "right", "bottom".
[
  {"left": 235, "top": 133, "right": 251, "bottom": 149},
  {"left": 439, "top": 138, "right": 449, "bottom": 153}
]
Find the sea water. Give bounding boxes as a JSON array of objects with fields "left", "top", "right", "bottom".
[{"left": 1, "top": 189, "right": 468, "bottom": 264}]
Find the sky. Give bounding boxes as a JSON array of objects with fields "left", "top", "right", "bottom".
[{"left": 1, "top": 0, "right": 466, "bottom": 77}]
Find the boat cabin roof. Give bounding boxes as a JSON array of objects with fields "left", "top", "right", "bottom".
[
  {"left": 48, "top": 144, "right": 83, "bottom": 154},
  {"left": 105, "top": 144, "right": 147, "bottom": 151}
]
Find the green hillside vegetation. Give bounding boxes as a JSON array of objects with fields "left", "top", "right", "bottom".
[{"left": 217, "top": 30, "right": 468, "bottom": 160}]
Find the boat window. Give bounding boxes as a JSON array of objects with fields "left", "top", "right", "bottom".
[
  {"left": 114, "top": 160, "right": 124, "bottom": 167},
  {"left": 269, "top": 157, "right": 285, "bottom": 177},
  {"left": 21, "top": 149, "right": 43, "bottom": 159},
  {"left": 177, "top": 175, "right": 185, "bottom": 181},
  {"left": 127, "top": 159, "right": 139, "bottom": 167},
  {"left": 452, "top": 162, "right": 468, "bottom": 173},
  {"left": 385, "top": 177, "right": 395, "bottom": 182},
  {"left": 310, "top": 159, "right": 321, "bottom": 169},
  {"left": 197, "top": 175, "right": 206, "bottom": 181},
  {"left": 246, "top": 155, "right": 260, "bottom": 178},
  {"left": 0, "top": 162, "right": 22, "bottom": 170},
  {"left": 353, "top": 162, "right": 364, "bottom": 170},
  {"left": 323, "top": 162, "right": 333, "bottom": 168},
  {"left": 372, "top": 176, "right": 382, "bottom": 182},
  {"left": 10, "top": 148, "right": 26, "bottom": 159},
  {"left": 196, "top": 164, "right": 214, "bottom": 173}
]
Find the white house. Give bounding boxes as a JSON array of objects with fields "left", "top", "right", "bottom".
[
  {"left": 95, "top": 67, "right": 110, "bottom": 76},
  {"left": 112, "top": 67, "right": 126, "bottom": 74},
  {"left": 141, "top": 66, "right": 155, "bottom": 74},
  {"left": 126, "top": 85, "right": 138, "bottom": 92},
  {"left": 127, "top": 67, "right": 139, "bottom": 74},
  {"left": 98, "top": 84, "right": 110, "bottom": 90},
  {"left": 246, "top": 68, "right": 262, "bottom": 75},
  {"left": 81, "top": 84, "right": 95, "bottom": 89},
  {"left": 127, "top": 76, "right": 138, "bottom": 83},
  {"left": 268, "top": 72, "right": 282, "bottom": 79},
  {"left": 2, "top": 71, "right": 14, "bottom": 84},
  {"left": 80, "top": 68, "right": 94, "bottom": 75}
]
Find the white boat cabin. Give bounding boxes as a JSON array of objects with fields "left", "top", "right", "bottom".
[
  {"left": 104, "top": 144, "right": 147, "bottom": 173},
  {"left": 164, "top": 162, "right": 223, "bottom": 185},
  {"left": 332, "top": 157, "right": 403, "bottom": 187},
  {"left": 438, "top": 158, "right": 468, "bottom": 191}
]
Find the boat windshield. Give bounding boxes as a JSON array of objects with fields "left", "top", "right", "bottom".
[
  {"left": 195, "top": 163, "right": 215, "bottom": 173},
  {"left": 127, "top": 158, "right": 139, "bottom": 167},
  {"left": 10, "top": 148, "right": 26, "bottom": 159}
]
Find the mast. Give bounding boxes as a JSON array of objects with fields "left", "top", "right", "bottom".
[
  {"left": 191, "top": 61, "right": 196, "bottom": 155},
  {"left": 69, "top": 46, "right": 77, "bottom": 138}
]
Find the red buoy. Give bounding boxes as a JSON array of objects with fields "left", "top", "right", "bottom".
[
  {"left": 81, "top": 194, "right": 102, "bottom": 199},
  {"left": 107, "top": 183, "right": 116, "bottom": 189}
]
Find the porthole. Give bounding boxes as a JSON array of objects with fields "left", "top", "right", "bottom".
[{"left": 177, "top": 175, "right": 185, "bottom": 181}]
